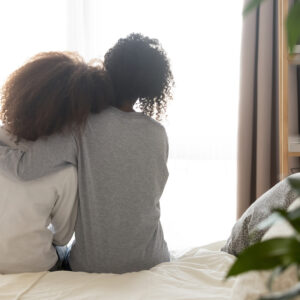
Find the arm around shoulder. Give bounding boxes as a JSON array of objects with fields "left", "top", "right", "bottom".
[{"left": 0, "top": 132, "right": 77, "bottom": 180}]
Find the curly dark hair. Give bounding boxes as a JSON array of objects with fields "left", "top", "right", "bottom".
[
  {"left": 104, "top": 33, "right": 174, "bottom": 121},
  {"left": 0, "top": 52, "right": 114, "bottom": 141}
]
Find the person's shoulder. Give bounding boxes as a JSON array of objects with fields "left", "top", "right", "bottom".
[
  {"left": 145, "top": 118, "right": 168, "bottom": 142},
  {"left": 134, "top": 113, "right": 166, "bottom": 134},
  {"left": 0, "top": 164, "right": 77, "bottom": 197},
  {"left": 87, "top": 106, "right": 167, "bottom": 138},
  {"left": 141, "top": 114, "right": 165, "bottom": 129}
]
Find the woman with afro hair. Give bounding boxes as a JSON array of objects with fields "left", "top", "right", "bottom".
[
  {"left": 0, "top": 51, "right": 113, "bottom": 273},
  {"left": 0, "top": 33, "right": 174, "bottom": 273}
]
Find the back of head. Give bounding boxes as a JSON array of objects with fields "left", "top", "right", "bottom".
[
  {"left": 0, "top": 52, "right": 114, "bottom": 141},
  {"left": 104, "top": 33, "right": 174, "bottom": 120}
]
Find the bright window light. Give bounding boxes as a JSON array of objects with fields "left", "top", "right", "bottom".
[{"left": 0, "top": 0, "right": 242, "bottom": 250}]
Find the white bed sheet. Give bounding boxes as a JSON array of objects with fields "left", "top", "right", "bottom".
[{"left": 0, "top": 241, "right": 236, "bottom": 300}]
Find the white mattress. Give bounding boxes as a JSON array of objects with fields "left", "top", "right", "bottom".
[{"left": 0, "top": 241, "right": 236, "bottom": 300}]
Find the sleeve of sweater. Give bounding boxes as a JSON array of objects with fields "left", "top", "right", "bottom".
[
  {"left": 51, "top": 166, "right": 78, "bottom": 246},
  {"left": 0, "top": 130, "right": 77, "bottom": 181}
]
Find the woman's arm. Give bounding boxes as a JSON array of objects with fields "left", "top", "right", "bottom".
[
  {"left": 0, "top": 131, "right": 77, "bottom": 181},
  {"left": 51, "top": 166, "right": 78, "bottom": 246}
]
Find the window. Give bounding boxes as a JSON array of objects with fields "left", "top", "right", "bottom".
[{"left": 0, "top": 0, "right": 242, "bottom": 249}]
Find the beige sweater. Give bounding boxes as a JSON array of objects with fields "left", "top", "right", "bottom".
[{"left": 0, "top": 128, "right": 78, "bottom": 273}]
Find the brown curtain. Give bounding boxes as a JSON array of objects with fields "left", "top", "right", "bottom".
[{"left": 237, "top": 0, "right": 300, "bottom": 218}]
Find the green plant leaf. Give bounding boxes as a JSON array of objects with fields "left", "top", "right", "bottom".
[
  {"left": 288, "top": 177, "right": 300, "bottom": 194},
  {"left": 243, "top": 0, "right": 267, "bottom": 16},
  {"left": 274, "top": 208, "right": 300, "bottom": 235},
  {"left": 254, "top": 212, "right": 285, "bottom": 232},
  {"left": 286, "top": 1, "right": 300, "bottom": 53},
  {"left": 226, "top": 237, "right": 300, "bottom": 278},
  {"left": 249, "top": 212, "right": 284, "bottom": 245}
]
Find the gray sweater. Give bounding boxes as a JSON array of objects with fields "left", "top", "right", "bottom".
[{"left": 0, "top": 106, "right": 170, "bottom": 273}]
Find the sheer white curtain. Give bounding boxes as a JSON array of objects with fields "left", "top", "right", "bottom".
[
  {"left": 0, "top": 0, "right": 242, "bottom": 250},
  {"left": 0, "top": 0, "right": 69, "bottom": 86}
]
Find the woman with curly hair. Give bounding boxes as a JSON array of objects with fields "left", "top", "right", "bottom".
[
  {"left": 104, "top": 33, "right": 173, "bottom": 119},
  {"left": 0, "top": 33, "right": 174, "bottom": 273},
  {"left": 0, "top": 52, "right": 113, "bottom": 273}
]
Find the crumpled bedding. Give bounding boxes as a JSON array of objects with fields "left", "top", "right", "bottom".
[
  {"left": 0, "top": 241, "right": 236, "bottom": 300},
  {"left": 231, "top": 198, "right": 300, "bottom": 300}
]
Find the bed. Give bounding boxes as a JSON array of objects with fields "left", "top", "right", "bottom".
[
  {"left": 2, "top": 187, "right": 299, "bottom": 300},
  {"left": 1, "top": 241, "right": 297, "bottom": 300},
  {"left": 0, "top": 241, "right": 237, "bottom": 300},
  {"left": 3, "top": 197, "right": 297, "bottom": 300}
]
